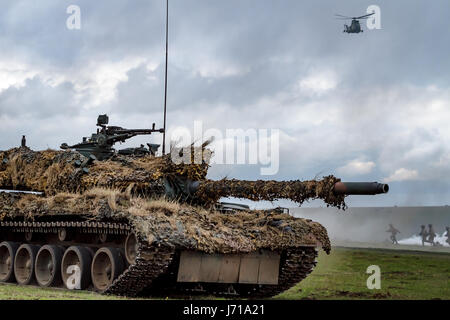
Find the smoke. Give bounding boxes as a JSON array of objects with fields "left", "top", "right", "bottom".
[
  {"left": 292, "top": 206, "right": 450, "bottom": 243},
  {"left": 398, "top": 232, "right": 449, "bottom": 247}
]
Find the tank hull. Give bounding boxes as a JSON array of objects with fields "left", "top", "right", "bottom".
[{"left": 0, "top": 191, "right": 327, "bottom": 297}]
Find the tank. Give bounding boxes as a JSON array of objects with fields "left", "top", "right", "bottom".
[{"left": 0, "top": 115, "right": 388, "bottom": 297}]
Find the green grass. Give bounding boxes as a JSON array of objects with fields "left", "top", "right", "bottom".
[
  {"left": 1, "top": 247, "right": 448, "bottom": 300},
  {"left": 276, "top": 247, "right": 450, "bottom": 300},
  {"left": 0, "top": 283, "right": 127, "bottom": 300}
]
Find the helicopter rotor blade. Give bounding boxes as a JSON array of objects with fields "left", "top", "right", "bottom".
[
  {"left": 354, "top": 12, "right": 375, "bottom": 19},
  {"left": 335, "top": 12, "right": 375, "bottom": 20},
  {"left": 335, "top": 14, "right": 352, "bottom": 19}
]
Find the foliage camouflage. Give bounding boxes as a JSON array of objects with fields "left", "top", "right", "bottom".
[
  {"left": 0, "top": 190, "right": 331, "bottom": 254},
  {"left": 0, "top": 147, "right": 346, "bottom": 209}
]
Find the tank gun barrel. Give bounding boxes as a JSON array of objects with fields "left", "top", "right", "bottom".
[
  {"left": 333, "top": 182, "right": 389, "bottom": 195},
  {"left": 187, "top": 180, "right": 389, "bottom": 197},
  {"left": 164, "top": 176, "right": 389, "bottom": 209}
]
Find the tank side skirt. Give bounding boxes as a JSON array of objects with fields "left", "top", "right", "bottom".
[{"left": 145, "top": 247, "right": 318, "bottom": 297}]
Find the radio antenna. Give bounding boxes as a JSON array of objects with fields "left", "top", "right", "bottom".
[{"left": 162, "top": 0, "right": 169, "bottom": 155}]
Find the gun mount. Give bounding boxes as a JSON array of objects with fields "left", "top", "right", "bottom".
[{"left": 60, "top": 114, "right": 164, "bottom": 160}]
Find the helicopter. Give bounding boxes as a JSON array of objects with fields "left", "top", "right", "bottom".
[{"left": 335, "top": 12, "right": 375, "bottom": 33}]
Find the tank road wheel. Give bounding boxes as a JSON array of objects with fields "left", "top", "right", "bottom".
[
  {"left": 35, "top": 245, "right": 64, "bottom": 287},
  {"left": 14, "top": 244, "right": 40, "bottom": 285},
  {"left": 91, "top": 247, "right": 125, "bottom": 292},
  {"left": 125, "top": 233, "right": 138, "bottom": 265},
  {"left": 61, "top": 246, "right": 93, "bottom": 290},
  {"left": 0, "top": 241, "right": 19, "bottom": 282}
]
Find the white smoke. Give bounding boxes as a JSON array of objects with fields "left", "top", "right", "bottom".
[{"left": 398, "top": 232, "right": 449, "bottom": 247}]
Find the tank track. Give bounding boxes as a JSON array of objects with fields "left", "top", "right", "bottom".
[
  {"left": 0, "top": 218, "right": 318, "bottom": 298},
  {"left": 105, "top": 241, "right": 176, "bottom": 296}
]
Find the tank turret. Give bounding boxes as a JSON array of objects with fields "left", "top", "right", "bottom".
[{"left": 0, "top": 133, "right": 388, "bottom": 210}]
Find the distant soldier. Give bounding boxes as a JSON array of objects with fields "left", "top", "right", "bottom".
[
  {"left": 427, "top": 224, "right": 436, "bottom": 246},
  {"left": 445, "top": 227, "right": 450, "bottom": 246},
  {"left": 419, "top": 225, "right": 428, "bottom": 246},
  {"left": 21, "top": 135, "right": 26, "bottom": 148},
  {"left": 386, "top": 224, "right": 400, "bottom": 244}
]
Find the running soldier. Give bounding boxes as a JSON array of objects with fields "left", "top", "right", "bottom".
[
  {"left": 386, "top": 224, "right": 400, "bottom": 244},
  {"left": 427, "top": 224, "right": 437, "bottom": 246},
  {"left": 419, "top": 225, "right": 428, "bottom": 246},
  {"left": 445, "top": 226, "right": 449, "bottom": 246}
]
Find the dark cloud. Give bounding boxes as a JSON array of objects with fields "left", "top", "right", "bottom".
[{"left": 0, "top": 77, "right": 79, "bottom": 118}]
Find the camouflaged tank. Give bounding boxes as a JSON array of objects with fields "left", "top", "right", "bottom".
[{"left": 0, "top": 118, "right": 388, "bottom": 297}]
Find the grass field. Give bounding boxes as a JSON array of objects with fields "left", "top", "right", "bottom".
[
  {"left": 0, "top": 283, "right": 124, "bottom": 300},
  {"left": 277, "top": 247, "right": 450, "bottom": 300},
  {"left": 0, "top": 247, "right": 448, "bottom": 300}
]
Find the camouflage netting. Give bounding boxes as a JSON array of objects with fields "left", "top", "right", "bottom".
[
  {"left": 0, "top": 147, "right": 208, "bottom": 196},
  {"left": 0, "top": 147, "right": 347, "bottom": 209},
  {"left": 0, "top": 190, "right": 331, "bottom": 254},
  {"left": 196, "top": 177, "right": 346, "bottom": 209}
]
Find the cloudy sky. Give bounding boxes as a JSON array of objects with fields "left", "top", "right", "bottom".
[{"left": 0, "top": 0, "right": 449, "bottom": 207}]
